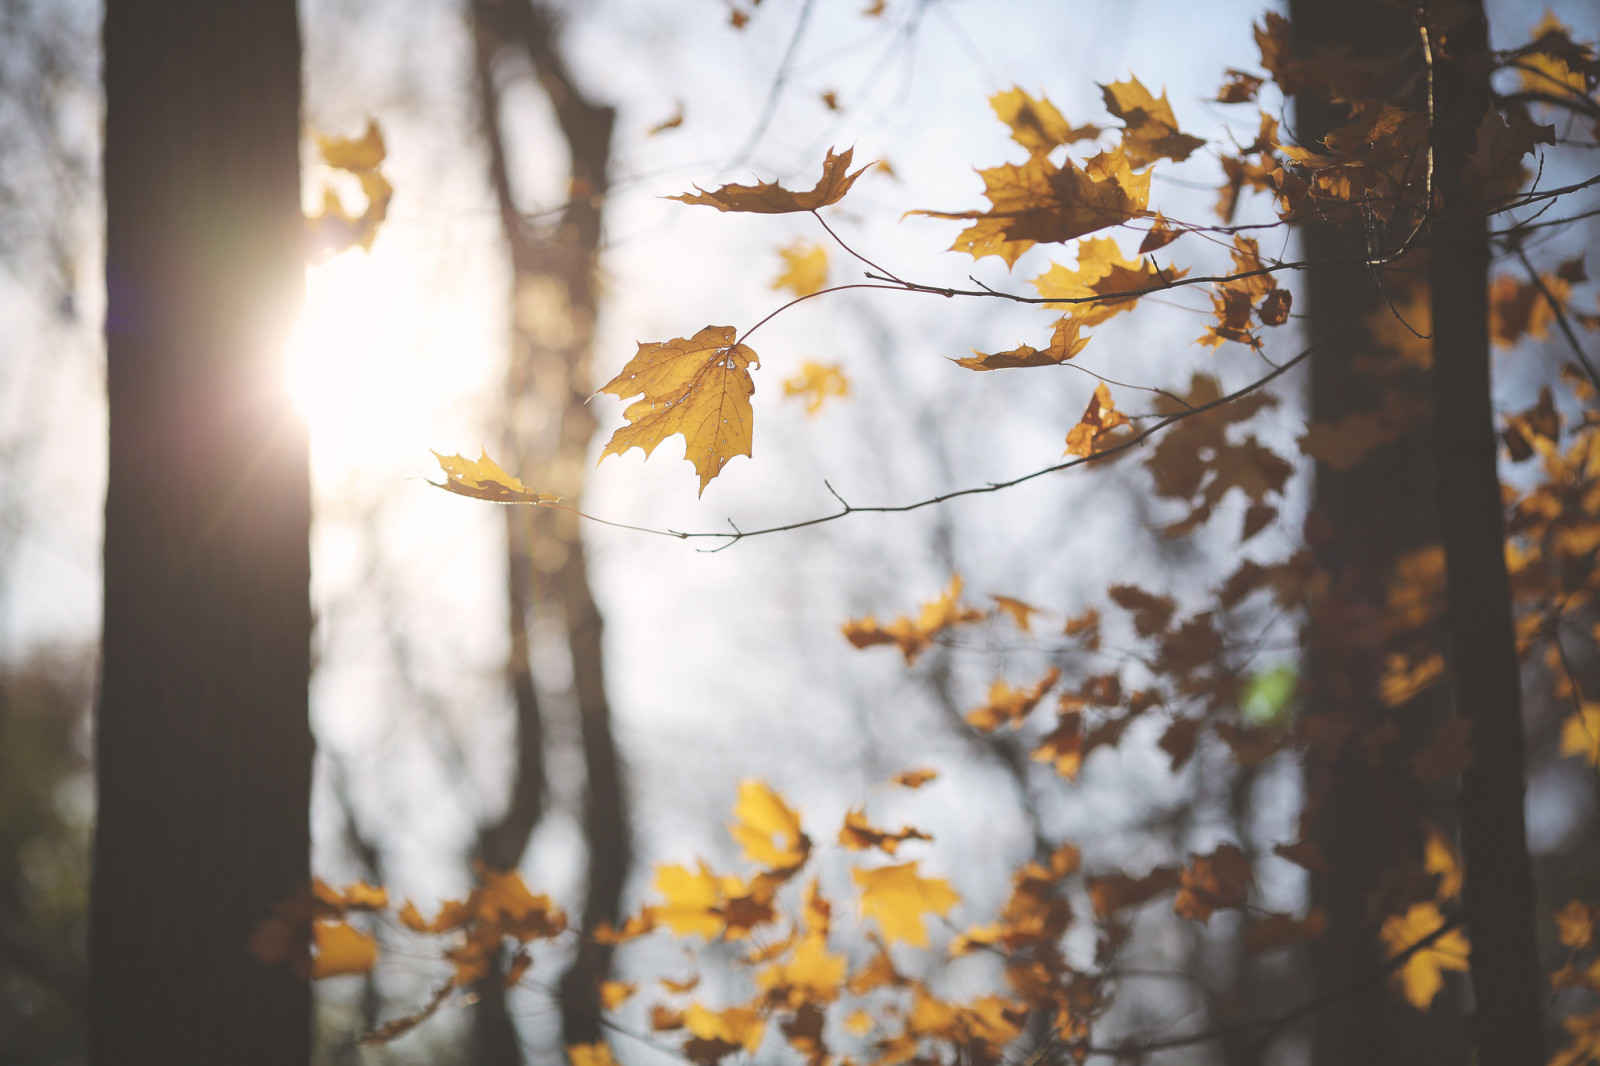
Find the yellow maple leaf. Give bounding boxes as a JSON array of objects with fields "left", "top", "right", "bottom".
[
  {"left": 1065, "top": 382, "right": 1131, "bottom": 458},
  {"left": 432, "top": 450, "right": 562, "bottom": 505},
  {"left": 1380, "top": 902, "right": 1469, "bottom": 1010},
  {"left": 891, "top": 768, "right": 938, "bottom": 788},
  {"left": 956, "top": 315, "right": 1091, "bottom": 371},
  {"left": 966, "top": 667, "right": 1061, "bottom": 732},
  {"left": 837, "top": 808, "right": 932, "bottom": 855},
  {"left": 1561, "top": 702, "right": 1600, "bottom": 766},
  {"left": 308, "top": 119, "right": 392, "bottom": 255},
  {"left": 989, "top": 87, "right": 1100, "bottom": 154},
  {"left": 841, "top": 575, "right": 988, "bottom": 662},
  {"left": 669, "top": 146, "right": 868, "bottom": 213},
  {"left": 771, "top": 241, "right": 829, "bottom": 297},
  {"left": 991, "top": 594, "right": 1041, "bottom": 632},
  {"left": 1030, "top": 236, "right": 1186, "bottom": 325},
  {"left": 597, "top": 325, "right": 760, "bottom": 495},
  {"left": 1424, "top": 827, "right": 1463, "bottom": 902},
  {"left": 1520, "top": 11, "right": 1590, "bottom": 99},
  {"left": 911, "top": 149, "right": 1150, "bottom": 267},
  {"left": 728, "top": 780, "right": 811, "bottom": 872},
  {"left": 684, "top": 1004, "right": 766, "bottom": 1054},
  {"left": 599, "top": 981, "right": 636, "bottom": 1010},
  {"left": 756, "top": 931, "right": 847, "bottom": 1006},
  {"left": 311, "top": 919, "right": 379, "bottom": 978},
  {"left": 1100, "top": 76, "right": 1206, "bottom": 167},
  {"left": 852, "top": 861, "right": 960, "bottom": 946},
  {"left": 782, "top": 361, "right": 850, "bottom": 415}
]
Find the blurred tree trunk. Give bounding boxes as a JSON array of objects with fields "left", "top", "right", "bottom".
[
  {"left": 1289, "top": 3, "right": 1467, "bottom": 1064},
  {"left": 468, "top": 2, "right": 631, "bottom": 1062},
  {"left": 1427, "top": 4, "right": 1543, "bottom": 1061},
  {"left": 95, "top": 2, "right": 312, "bottom": 1065}
]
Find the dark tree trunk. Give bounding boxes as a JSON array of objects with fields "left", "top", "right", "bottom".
[
  {"left": 468, "top": 2, "right": 630, "bottom": 1061},
  {"left": 95, "top": 2, "right": 312, "bottom": 1065},
  {"left": 1290, "top": 3, "right": 1467, "bottom": 1063},
  {"left": 1427, "top": 4, "right": 1544, "bottom": 1062}
]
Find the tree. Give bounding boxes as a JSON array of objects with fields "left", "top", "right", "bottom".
[{"left": 95, "top": 2, "right": 312, "bottom": 1065}]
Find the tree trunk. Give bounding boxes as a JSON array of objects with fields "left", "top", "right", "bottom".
[
  {"left": 95, "top": 2, "right": 312, "bottom": 1065},
  {"left": 468, "top": 2, "right": 630, "bottom": 1060},
  {"left": 1290, "top": 3, "right": 1467, "bottom": 1063},
  {"left": 1427, "top": 4, "right": 1544, "bottom": 1062}
]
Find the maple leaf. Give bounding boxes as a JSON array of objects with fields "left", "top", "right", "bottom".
[
  {"left": 1551, "top": 1011, "right": 1600, "bottom": 1066},
  {"left": 966, "top": 667, "right": 1061, "bottom": 732},
  {"left": 1556, "top": 899, "right": 1597, "bottom": 950},
  {"left": 841, "top": 575, "right": 988, "bottom": 663},
  {"left": 853, "top": 861, "right": 960, "bottom": 946},
  {"left": 1088, "top": 866, "right": 1181, "bottom": 918},
  {"left": 989, "top": 87, "right": 1100, "bottom": 154},
  {"left": 1424, "top": 828, "right": 1463, "bottom": 902},
  {"left": 1380, "top": 902, "right": 1469, "bottom": 1010},
  {"left": 756, "top": 932, "right": 848, "bottom": 1008},
  {"left": 1518, "top": 11, "right": 1592, "bottom": 100},
  {"left": 957, "top": 315, "right": 1091, "bottom": 371},
  {"left": 599, "top": 981, "right": 636, "bottom": 1010},
  {"left": 1561, "top": 702, "right": 1600, "bottom": 767},
  {"left": 597, "top": 325, "right": 759, "bottom": 495},
  {"left": 891, "top": 768, "right": 938, "bottom": 788},
  {"left": 728, "top": 780, "right": 811, "bottom": 872},
  {"left": 684, "top": 1004, "right": 766, "bottom": 1064},
  {"left": 311, "top": 919, "right": 379, "bottom": 978},
  {"left": 771, "top": 241, "right": 828, "bottom": 297},
  {"left": 433, "top": 450, "right": 562, "bottom": 505},
  {"left": 1379, "top": 652, "right": 1445, "bottom": 707},
  {"left": 1100, "top": 76, "right": 1206, "bottom": 167},
  {"left": 838, "top": 808, "right": 932, "bottom": 855},
  {"left": 1065, "top": 382, "right": 1131, "bottom": 458},
  {"left": 654, "top": 861, "right": 776, "bottom": 940},
  {"left": 308, "top": 119, "right": 392, "bottom": 256},
  {"left": 781, "top": 361, "right": 850, "bottom": 415},
  {"left": 1030, "top": 237, "right": 1187, "bottom": 325},
  {"left": 1216, "top": 69, "right": 1263, "bottom": 103},
  {"left": 1174, "top": 843, "right": 1252, "bottom": 923},
  {"left": 669, "top": 146, "right": 869, "bottom": 213},
  {"left": 912, "top": 150, "right": 1150, "bottom": 267},
  {"left": 991, "top": 594, "right": 1042, "bottom": 632}
]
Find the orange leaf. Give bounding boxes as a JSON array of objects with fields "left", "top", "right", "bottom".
[
  {"left": 669, "top": 147, "right": 868, "bottom": 213},
  {"left": 1065, "top": 382, "right": 1131, "bottom": 458},
  {"left": 311, "top": 919, "right": 379, "bottom": 978},
  {"left": 956, "top": 316, "right": 1091, "bottom": 371},
  {"left": 852, "top": 861, "right": 960, "bottom": 946}
]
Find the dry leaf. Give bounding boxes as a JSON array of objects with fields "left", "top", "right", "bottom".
[{"left": 670, "top": 147, "right": 869, "bottom": 213}]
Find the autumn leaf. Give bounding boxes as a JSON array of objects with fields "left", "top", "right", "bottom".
[
  {"left": 772, "top": 241, "right": 828, "bottom": 297},
  {"left": 853, "top": 861, "right": 960, "bottom": 946},
  {"left": 311, "top": 919, "right": 379, "bottom": 978},
  {"left": 728, "top": 780, "right": 811, "bottom": 872},
  {"left": 911, "top": 149, "right": 1151, "bottom": 267},
  {"left": 891, "top": 767, "right": 938, "bottom": 789},
  {"left": 989, "top": 87, "right": 1100, "bottom": 154},
  {"left": 1556, "top": 899, "right": 1597, "bottom": 950},
  {"left": 1561, "top": 702, "right": 1600, "bottom": 767},
  {"left": 597, "top": 325, "right": 759, "bottom": 495},
  {"left": 1088, "top": 866, "right": 1181, "bottom": 919},
  {"left": 756, "top": 931, "right": 848, "bottom": 1007},
  {"left": 838, "top": 808, "right": 932, "bottom": 855},
  {"left": 648, "top": 103, "right": 685, "bottom": 136},
  {"left": 1100, "top": 76, "right": 1206, "bottom": 167},
  {"left": 1031, "top": 236, "right": 1187, "bottom": 325},
  {"left": 684, "top": 1004, "right": 766, "bottom": 1064},
  {"left": 991, "top": 594, "right": 1042, "bottom": 632},
  {"left": 1518, "top": 11, "right": 1592, "bottom": 99},
  {"left": 433, "top": 450, "right": 562, "bottom": 505},
  {"left": 1380, "top": 902, "right": 1468, "bottom": 1010},
  {"left": 1216, "top": 69, "right": 1264, "bottom": 103},
  {"left": 599, "top": 981, "right": 636, "bottom": 1010},
  {"left": 669, "top": 147, "right": 869, "bottom": 213},
  {"left": 841, "top": 574, "right": 988, "bottom": 663},
  {"left": 1174, "top": 844, "right": 1252, "bottom": 923},
  {"left": 1065, "top": 382, "right": 1131, "bottom": 458},
  {"left": 782, "top": 361, "right": 850, "bottom": 415},
  {"left": 654, "top": 861, "right": 776, "bottom": 940},
  {"left": 1424, "top": 828, "right": 1463, "bottom": 902},
  {"left": 569, "top": 1044, "right": 620, "bottom": 1066},
  {"left": 308, "top": 119, "right": 392, "bottom": 255},
  {"left": 956, "top": 315, "right": 1091, "bottom": 371},
  {"left": 1551, "top": 1011, "right": 1600, "bottom": 1066},
  {"left": 966, "top": 667, "right": 1061, "bottom": 732}
]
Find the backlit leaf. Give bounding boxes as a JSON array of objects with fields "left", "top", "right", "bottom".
[
  {"left": 729, "top": 780, "right": 811, "bottom": 872},
  {"left": 853, "top": 861, "right": 960, "bottom": 946},
  {"left": 956, "top": 316, "right": 1091, "bottom": 371},
  {"left": 670, "top": 147, "right": 869, "bottom": 213},
  {"left": 989, "top": 87, "right": 1100, "bottom": 154},
  {"left": 1380, "top": 902, "right": 1468, "bottom": 1010},
  {"left": 433, "top": 450, "right": 562, "bottom": 505},
  {"left": 772, "top": 241, "right": 828, "bottom": 297},
  {"left": 782, "top": 361, "right": 850, "bottom": 415},
  {"left": 597, "top": 325, "right": 759, "bottom": 495},
  {"left": 312, "top": 919, "right": 379, "bottom": 978}
]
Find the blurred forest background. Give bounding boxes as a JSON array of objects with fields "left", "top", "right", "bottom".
[{"left": 1, "top": 0, "right": 1596, "bottom": 1063}]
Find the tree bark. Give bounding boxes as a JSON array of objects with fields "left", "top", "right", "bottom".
[
  {"left": 468, "top": 1, "right": 630, "bottom": 1060},
  {"left": 1427, "top": 4, "right": 1544, "bottom": 1062},
  {"left": 96, "top": 2, "right": 311, "bottom": 1066},
  {"left": 1289, "top": 3, "right": 1469, "bottom": 1063}
]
